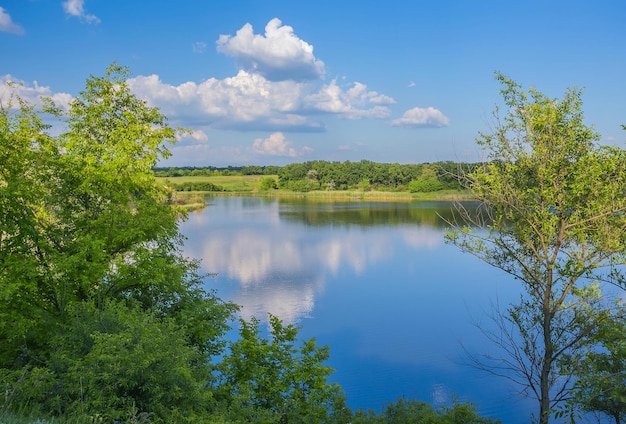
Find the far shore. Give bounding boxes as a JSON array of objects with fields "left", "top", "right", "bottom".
[
  {"left": 160, "top": 174, "right": 475, "bottom": 210},
  {"left": 172, "top": 189, "right": 474, "bottom": 211}
]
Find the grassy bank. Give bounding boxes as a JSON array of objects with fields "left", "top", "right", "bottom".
[
  {"left": 207, "top": 189, "right": 472, "bottom": 202},
  {"left": 159, "top": 175, "right": 473, "bottom": 207},
  {"left": 157, "top": 175, "right": 271, "bottom": 192}
]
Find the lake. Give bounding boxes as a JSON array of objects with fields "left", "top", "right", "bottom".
[{"left": 179, "top": 196, "right": 537, "bottom": 422}]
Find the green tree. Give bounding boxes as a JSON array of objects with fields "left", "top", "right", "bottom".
[
  {"left": 408, "top": 165, "right": 444, "bottom": 193},
  {"left": 0, "top": 65, "right": 236, "bottom": 421},
  {"left": 446, "top": 74, "right": 626, "bottom": 424},
  {"left": 0, "top": 92, "right": 61, "bottom": 368},
  {"left": 214, "top": 315, "right": 350, "bottom": 423}
]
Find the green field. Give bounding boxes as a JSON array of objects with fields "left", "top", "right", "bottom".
[{"left": 157, "top": 175, "right": 274, "bottom": 192}]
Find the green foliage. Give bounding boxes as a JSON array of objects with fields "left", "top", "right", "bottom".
[
  {"left": 158, "top": 161, "right": 471, "bottom": 193},
  {"left": 408, "top": 165, "right": 445, "bottom": 193},
  {"left": 280, "top": 178, "right": 321, "bottom": 192},
  {"left": 352, "top": 398, "right": 500, "bottom": 423},
  {"left": 408, "top": 178, "right": 444, "bottom": 193},
  {"left": 277, "top": 160, "right": 461, "bottom": 191},
  {"left": 358, "top": 178, "right": 372, "bottom": 192},
  {"left": 0, "top": 64, "right": 236, "bottom": 422},
  {"left": 213, "top": 315, "right": 350, "bottom": 423},
  {"left": 259, "top": 176, "right": 278, "bottom": 191},
  {"left": 446, "top": 73, "right": 626, "bottom": 423},
  {"left": 4, "top": 301, "right": 213, "bottom": 422},
  {"left": 562, "top": 295, "right": 626, "bottom": 423}
]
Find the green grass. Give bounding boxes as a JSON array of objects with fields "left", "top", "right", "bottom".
[{"left": 157, "top": 175, "right": 273, "bottom": 192}]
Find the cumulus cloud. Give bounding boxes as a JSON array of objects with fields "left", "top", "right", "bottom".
[
  {"left": 391, "top": 106, "right": 450, "bottom": 128},
  {"left": 0, "top": 7, "right": 24, "bottom": 34},
  {"left": 251, "top": 132, "right": 312, "bottom": 157},
  {"left": 0, "top": 75, "right": 73, "bottom": 110},
  {"left": 128, "top": 71, "right": 322, "bottom": 131},
  {"left": 3, "top": 17, "right": 396, "bottom": 140},
  {"left": 127, "top": 71, "right": 392, "bottom": 131},
  {"left": 62, "top": 0, "right": 100, "bottom": 24},
  {"left": 217, "top": 18, "right": 325, "bottom": 82},
  {"left": 305, "top": 80, "right": 395, "bottom": 119}
]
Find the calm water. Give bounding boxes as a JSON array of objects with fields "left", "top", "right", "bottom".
[{"left": 179, "top": 196, "right": 536, "bottom": 422}]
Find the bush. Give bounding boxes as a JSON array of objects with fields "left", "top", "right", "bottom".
[
  {"left": 408, "top": 177, "right": 444, "bottom": 193},
  {"left": 352, "top": 398, "right": 500, "bottom": 423},
  {"left": 259, "top": 177, "right": 278, "bottom": 190},
  {"left": 280, "top": 179, "right": 321, "bottom": 192}
]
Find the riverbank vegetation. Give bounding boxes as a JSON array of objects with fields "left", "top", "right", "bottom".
[
  {"left": 155, "top": 159, "right": 476, "bottom": 194},
  {"left": 155, "top": 160, "right": 475, "bottom": 206}
]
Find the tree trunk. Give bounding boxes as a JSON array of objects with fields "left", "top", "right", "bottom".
[
  {"left": 539, "top": 296, "right": 553, "bottom": 424},
  {"left": 539, "top": 349, "right": 552, "bottom": 424}
]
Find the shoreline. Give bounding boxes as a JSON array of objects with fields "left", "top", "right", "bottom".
[{"left": 173, "top": 189, "right": 474, "bottom": 209}]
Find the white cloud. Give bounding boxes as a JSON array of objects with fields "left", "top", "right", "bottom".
[
  {"left": 176, "top": 129, "right": 208, "bottom": 142},
  {"left": 217, "top": 18, "right": 325, "bottom": 82},
  {"left": 127, "top": 71, "right": 392, "bottom": 131},
  {"left": 304, "top": 80, "right": 394, "bottom": 119},
  {"left": 391, "top": 106, "right": 450, "bottom": 128},
  {"left": 0, "top": 75, "right": 73, "bottom": 110},
  {"left": 189, "top": 129, "right": 208, "bottom": 141},
  {"left": 2, "top": 17, "right": 396, "bottom": 141},
  {"left": 62, "top": 0, "right": 100, "bottom": 24},
  {"left": 127, "top": 71, "right": 322, "bottom": 131},
  {"left": 0, "top": 7, "right": 24, "bottom": 35},
  {"left": 251, "top": 132, "right": 312, "bottom": 157}
]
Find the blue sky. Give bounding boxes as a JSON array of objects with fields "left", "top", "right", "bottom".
[{"left": 1, "top": 1, "right": 624, "bottom": 166}]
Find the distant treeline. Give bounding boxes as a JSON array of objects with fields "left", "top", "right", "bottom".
[{"left": 154, "top": 160, "right": 478, "bottom": 193}]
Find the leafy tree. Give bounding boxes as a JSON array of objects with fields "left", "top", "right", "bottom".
[
  {"left": 446, "top": 74, "right": 626, "bottom": 423},
  {"left": 0, "top": 65, "right": 236, "bottom": 421},
  {"left": 213, "top": 315, "right": 350, "bottom": 423},
  {"left": 408, "top": 165, "right": 444, "bottom": 193}
]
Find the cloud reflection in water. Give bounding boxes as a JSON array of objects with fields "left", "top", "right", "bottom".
[{"left": 181, "top": 198, "right": 445, "bottom": 324}]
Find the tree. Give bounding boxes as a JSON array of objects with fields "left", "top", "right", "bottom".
[
  {"left": 213, "top": 315, "right": 350, "bottom": 423},
  {"left": 446, "top": 73, "right": 626, "bottom": 423},
  {"left": 408, "top": 165, "right": 444, "bottom": 193},
  {"left": 0, "top": 65, "right": 236, "bottom": 421}
]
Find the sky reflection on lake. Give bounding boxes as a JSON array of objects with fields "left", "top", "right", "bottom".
[
  {"left": 182, "top": 197, "right": 445, "bottom": 324},
  {"left": 179, "top": 196, "right": 537, "bottom": 422}
]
